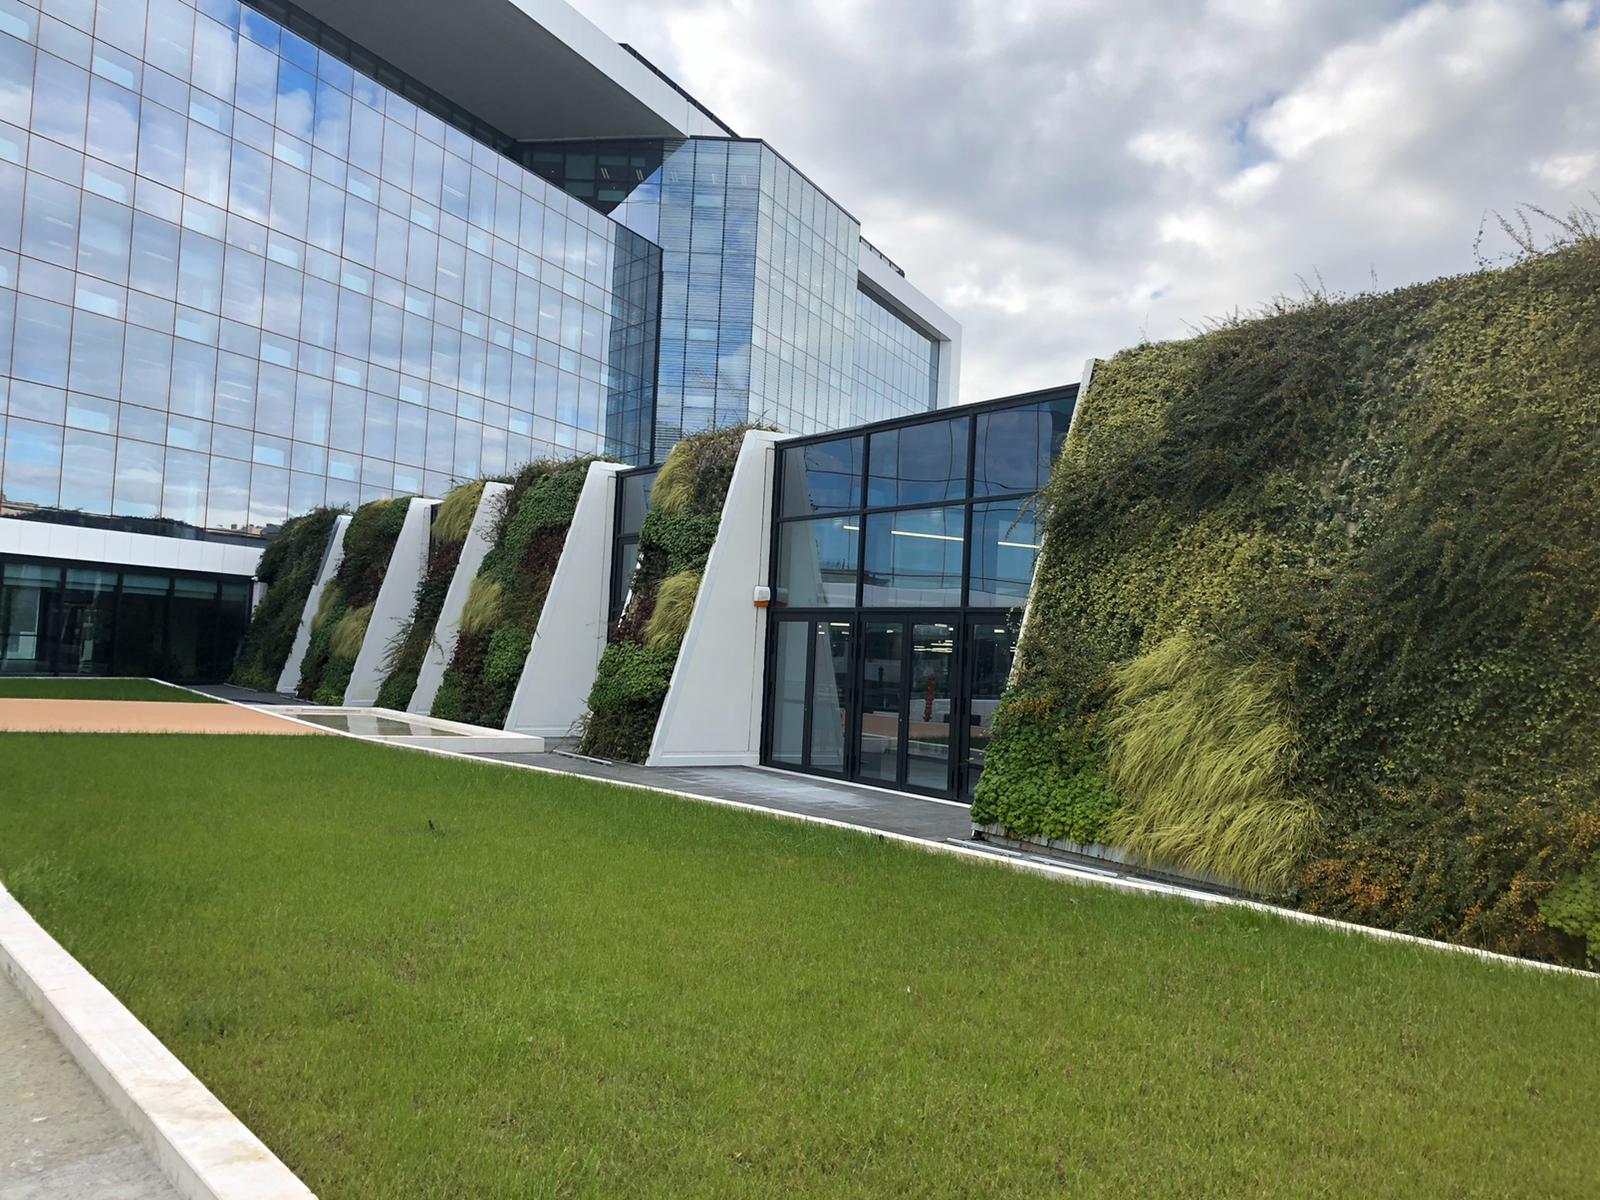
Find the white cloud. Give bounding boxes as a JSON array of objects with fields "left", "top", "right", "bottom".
[{"left": 573, "top": 0, "right": 1600, "bottom": 400}]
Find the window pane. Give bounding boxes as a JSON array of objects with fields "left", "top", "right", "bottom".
[
  {"left": 867, "top": 416, "right": 969, "bottom": 507},
  {"left": 767, "top": 619, "right": 807, "bottom": 766},
  {"left": 2, "top": 416, "right": 64, "bottom": 506},
  {"left": 776, "top": 515, "right": 858, "bottom": 608},
  {"left": 22, "top": 171, "right": 80, "bottom": 266},
  {"left": 973, "top": 398, "right": 1074, "bottom": 496},
  {"left": 969, "top": 501, "right": 1041, "bottom": 606},
  {"left": 59, "top": 566, "right": 118, "bottom": 675},
  {"left": 862, "top": 504, "right": 964, "bottom": 606},
  {"left": 59, "top": 426, "right": 114, "bottom": 512},
  {"left": 808, "top": 620, "right": 851, "bottom": 771},
  {"left": 780, "top": 436, "right": 860, "bottom": 517},
  {"left": 13, "top": 296, "right": 72, "bottom": 386},
  {"left": 32, "top": 52, "right": 89, "bottom": 150},
  {"left": 112, "top": 436, "right": 164, "bottom": 515}
]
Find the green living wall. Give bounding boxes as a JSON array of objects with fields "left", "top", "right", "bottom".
[
  {"left": 976, "top": 240, "right": 1600, "bottom": 965},
  {"left": 430, "top": 459, "right": 598, "bottom": 728},
  {"left": 294, "top": 497, "right": 411, "bottom": 704},
  {"left": 229, "top": 508, "right": 338, "bottom": 692},
  {"left": 577, "top": 425, "right": 750, "bottom": 762},
  {"left": 373, "top": 481, "right": 484, "bottom": 711}
]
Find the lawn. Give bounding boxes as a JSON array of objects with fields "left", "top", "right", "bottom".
[
  {"left": 0, "top": 734, "right": 1594, "bottom": 1199},
  {"left": 0, "top": 677, "right": 216, "bottom": 702}
]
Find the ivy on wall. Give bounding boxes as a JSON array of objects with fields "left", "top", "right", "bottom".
[
  {"left": 430, "top": 459, "right": 597, "bottom": 728},
  {"left": 577, "top": 425, "right": 752, "bottom": 762},
  {"left": 294, "top": 497, "right": 411, "bottom": 704},
  {"left": 228, "top": 508, "right": 339, "bottom": 692},
  {"left": 373, "top": 481, "right": 484, "bottom": 711},
  {"left": 979, "top": 239, "right": 1600, "bottom": 965}
]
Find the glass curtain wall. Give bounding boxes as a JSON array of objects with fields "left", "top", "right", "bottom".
[
  {"left": 0, "top": 0, "right": 659, "bottom": 532},
  {"left": 853, "top": 286, "right": 937, "bottom": 425},
  {"left": 764, "top": 388, "right": 1075, "bottom": 797},
  {"left": 0, "top": 554, "right": 250, "bottom": 678}
]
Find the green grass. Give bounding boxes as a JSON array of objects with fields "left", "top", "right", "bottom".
[
  {"left": 0, "top": 734, "right": 1595, "bottom": 1199},
  {"left": 0, "top": 678, "right": 216, "bottom": 702}
]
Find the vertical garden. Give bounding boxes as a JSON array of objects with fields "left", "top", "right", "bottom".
[
  {"left": 429, "top": 459, "right": 598, "bottom": 728},
  {"left": 975, "top": 238, "right": 1600, "bottom": 966},
  {"left": 372, "top": 482, "right": 485, "bottom": 711},
  {"left": 228, "top": 508, "right": 339, "bottom": 692},
  {"left": 577, "top": 426, "right": 749, "bottom": 762},
  {"left": 294, "top": 497, "right": 412, "bottom": 704}
]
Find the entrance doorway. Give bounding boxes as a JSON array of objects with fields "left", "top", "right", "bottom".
[{"left": 764, "top": 612, "right": 1018, "bottom": 799}]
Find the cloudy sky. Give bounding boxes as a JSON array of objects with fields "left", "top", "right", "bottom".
[{"left": 572, "top": 0, "right": 1600, "bottom": 401}]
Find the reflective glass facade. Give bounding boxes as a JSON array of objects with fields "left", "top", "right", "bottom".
[
  {"left": 854, "top": 286, "right": 937, "bottom": 420},
  {"left": 763, "top": 387, "right": 1076, "bottom": 798},
  {"left": 0, "top": 0, "right": 659, "bottom": 534},
  {"left": 544, "top": 135, "right": 940, "bottom": 462}
]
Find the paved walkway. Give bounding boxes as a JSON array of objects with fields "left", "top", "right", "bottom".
[
  {"left": 476, "top": 752, "right": 976, "bottom": 842},
  {"left": 0, "top": 973, "right": 176, "bottom": 1200}
]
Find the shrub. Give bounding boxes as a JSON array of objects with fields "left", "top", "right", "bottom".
[
  {"left": 229, "top": 508, "right": 338, "bottom": 691},
  {"left": 644, "top": 570, "right": 700, "bottom": 649},
  {"left": 985, "top": 236, "right": 1600, "bottom": 963},
  {"left": 432, "top": 458, "right": 603, "bottom": 728},
  {"left": 639, "top": 509, "right": 721, "bottom": 575},
  {"left": 971, "top": 693, "right": 1118, "bottom": 844},
  {"left": 1542, "top": 854, "right": 1600, "bottom": 966},
  {"left": 483, "top": 627, "right": 531, "bottom": 689}
]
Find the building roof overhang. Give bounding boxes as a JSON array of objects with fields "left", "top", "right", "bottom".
[{"left": 291, "top": 0, "right": 730, "bottom": 142}]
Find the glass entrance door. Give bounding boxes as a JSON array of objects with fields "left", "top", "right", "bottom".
[
  {"left": 905, "top": 621, "right": 957, "bottom": 792},
  {"left": 854, "top": 616, "right": 956, "bottom": 795},
  {"left": 765, "top": 612, "right": 986, "bottom": 797}
]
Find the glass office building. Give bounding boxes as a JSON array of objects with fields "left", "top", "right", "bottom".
[
  {"left": 763, "top": 386, "right": 1076, "bottom": 799},
  {"left": 0, "top": 0, "right": 659, "bottom": 537},
  {"left": 533, "top": 136, "right": 944, "bottom": 462},
  {"left": 0, "top": 0, "right": 959, "bottom": 679}
]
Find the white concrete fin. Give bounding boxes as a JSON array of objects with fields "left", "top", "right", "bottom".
[
  {"left": 276, "top": 513, "right": 350, "bottom": 694},
  {"left": 410, "top": 482, "right": 512, "bottom": 715},
  {"left": 344, "top": 497, "right": 438, "bottom": 706},
  {"left": 647, "top": 430, "right": 780, "bottom": 766},
  {"left": 504, "top": 461, "right": 626, "bottom": 736}
]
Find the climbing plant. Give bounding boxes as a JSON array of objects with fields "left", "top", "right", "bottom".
[{"left": 979, "top": 236, "right": 1600, "bottom": 965}]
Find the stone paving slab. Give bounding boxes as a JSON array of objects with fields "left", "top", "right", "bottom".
[
  {"left": 0, "top": 972, "right": 177, "bottom": 1200},
  {"left": 0, "top": 699, "right": 326, "bottom": 735}
]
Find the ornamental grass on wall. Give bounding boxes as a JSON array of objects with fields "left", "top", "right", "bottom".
[
  {"left": 974, "top": 232, "right": 1600, "bottom": 966},
  {"left": 294, "top": 496, "right": 411, "bottom": 703},
  {"left": 577, "top": 425, "right": 751, "bottom": 762},
  {"left": 229, "top": 507, "right": 339, "bottom": 692},
  {"left": 373, "top": 481, "right": 484, "bottom": 711},
  {"left": 430, "top": 458, "right": 599, "bottom": 728}
]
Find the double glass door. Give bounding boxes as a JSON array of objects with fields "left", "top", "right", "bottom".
[{"left": 766, "top": 612, "right": 1020, "bottom": 798}]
